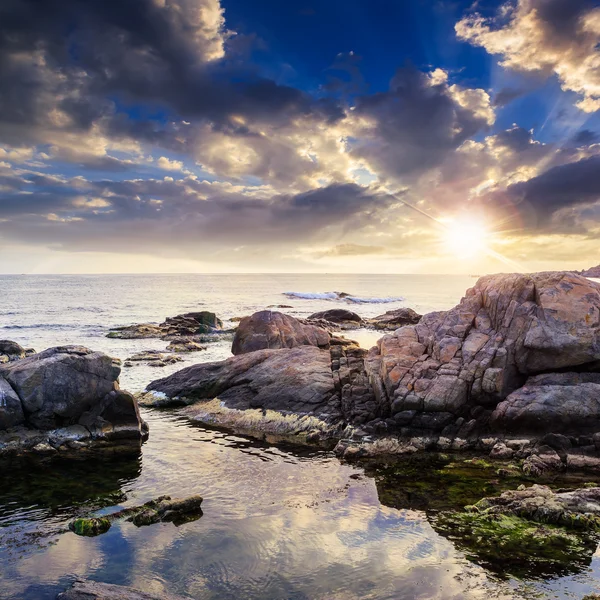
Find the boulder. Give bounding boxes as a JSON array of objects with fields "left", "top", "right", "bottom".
[
  {"left": 57, "top": 580, "right": 191, "bottom": 600},
  {"left": 231, "top": 311, "right": 331, "bottom": 355},
  {"left": 166, "top": 339, "right": 207, "bottom": 353},
  {"left": 148, "top": 346, "right": 337, "bottom": 416},
  {"left": 368, "top": 307, "right": 422, "bottom": 330},
  {"left": 365, "top": 272, "right": 600, "bottom": 434},
  {"left": 106, "top": 324, "right": 163, "bottom": 339},
  {"left": 308, "top": 309, "right": 362, "bottom": 325},
  {"left": 0, "top": 346, "right": 146, "bottom": 450}
]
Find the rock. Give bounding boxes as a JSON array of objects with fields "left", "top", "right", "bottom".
[
  {"left": 166, "top": 339, "right": 207, "bottom": 353},
  {"left": 231, "top": 311, "right": 331, "bottom": 355},
  {"left": 124, "top": 351, "right": 183, "bottom": 368},
  {"left": 106, "top": 323, "right": 163, "bottom": 339},
  {"left": 471, "top": 484, "right": 600, "bottom": 528},
  {"left": 0, "top": 376, "right": 25, "bottom": 429},
  {"left": 490, "top": 373, "right": 600, "bottom": 435},
  {"left": 107, "top": 311, "right": 223, "bottom": 340},
  {"left": 69, "top": 494, "right": 203, "bottom": 536},
  {"left": 308, "top": 309, "right": 362, "bottom": 325},
  {"left": 0, "top": 346, "right": 120, "bottom": 430},
  {"left": 57, "top": 580, "right": 191, "bottom": 600},
  {"left": 364, "top": 272, "right": 600, "bottom": 437},
  {"left": 0, "top": 346, "right": 146, "bottom": 452},
  {"left": 148, "top": 346, "right": 337, "bottom": 416},
  {"left": 581, "top": 265, "right": 600, "bottom": 278},
  {"left": 162, "top": 311, "right": 223, "bottom": 336},
  {"left": 368, "top": 307, "right": 422, "bottom": 330},
  {"left": 0, "top": 339, "right": 32, "bottom": 362}
]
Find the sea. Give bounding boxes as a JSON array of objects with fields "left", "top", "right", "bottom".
[{"left": 0, "top": 273, "right": 599, "bottom": 599}]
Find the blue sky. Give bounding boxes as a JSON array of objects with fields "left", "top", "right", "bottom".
[{"left": 0, "top": 0, "right": 599, "bottom": 273}]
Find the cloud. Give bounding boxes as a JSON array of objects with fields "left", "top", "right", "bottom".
[
  {"left": 456, "top": 0, "right": 600, "bottom": 112},
  {"left": 156, "top": 156, "right": 184, "bottom": 171},
  {"left": 349, "top": 66, "right": 494, "bottom": 183}
]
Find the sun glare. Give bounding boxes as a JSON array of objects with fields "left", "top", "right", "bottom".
[{"left": 441, "top": 217, "right": 490, "bottom": 259}]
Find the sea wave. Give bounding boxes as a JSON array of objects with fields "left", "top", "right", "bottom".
[{"left": 283, "top": 291, "right": 404, "bottom": 304}]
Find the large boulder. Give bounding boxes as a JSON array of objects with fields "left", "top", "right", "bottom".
[
  {"left": 365, "top": 272, "right": 600, "bottom": 435},
  {"left": 0, "top": 346, "right": 146, "bottom": 450},
  {"left": 148, "top": 346, "right": 337, "bottom": 416},
  {"left": 0, "top": 346, "right": 120, "bottom": 429},
  {"left": 231, "top": 311, "right": 331, "bottom": 355}
]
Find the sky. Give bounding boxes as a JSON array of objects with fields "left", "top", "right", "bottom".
[{"left": 0, "top": 0, "right": 599, "bottom": 274}]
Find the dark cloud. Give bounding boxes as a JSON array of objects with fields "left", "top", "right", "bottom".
[
  {"left": 571, "top": 129, "right": 598, "bottom": 146},
  {"left": 0, "top": 174, "right": 394, "bottom": 254},
  {"left": 487, "top": 154, "right": 600, "bottom": 229},
  {"left": 351, "top": 66, "right": 493, "bottom": 181},
  {"left": 0, "top": 0, "right": 343, "bottom": 149},
  {"left": 492, "top": 87, "right": 526, "bottom": 107}
]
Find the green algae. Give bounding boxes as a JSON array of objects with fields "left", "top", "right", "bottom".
[
  {"left": 432, "top": 510, "right": 598, "bottom": 579},
  {"left": 69, "top": 516, "right": 112, "bottom": 536}
]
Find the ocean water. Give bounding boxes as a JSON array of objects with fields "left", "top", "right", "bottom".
[{"left": 1, "top": 273, "right": 600, "bottom": 600}]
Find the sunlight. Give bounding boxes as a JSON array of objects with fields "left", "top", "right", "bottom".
[{"left": 441, "top": 217, "right": 490, "bottom": 259}]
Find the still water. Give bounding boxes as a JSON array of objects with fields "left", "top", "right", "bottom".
[{"left": 1, "top": 274, "right": 600, "bottom": 599}]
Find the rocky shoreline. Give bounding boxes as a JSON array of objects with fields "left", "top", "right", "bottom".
[{"left": 143, "top": 271, "right": 600, "bottom": 477}]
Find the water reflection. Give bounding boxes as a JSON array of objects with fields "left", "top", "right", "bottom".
[{"left": 1, "top": 412, "right": 600, "bottom": 599}]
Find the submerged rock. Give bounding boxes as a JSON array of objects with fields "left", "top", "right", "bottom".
[
  {"left": 124, "top": 351, "right": 183, "bottom": 368},
  {"left": 231, "top": 311, "right": 331, "bottom": 355},
  {"left": 432, "top": 483, "right": 600, "bottom": 577},
  {"left": 57, "top": 580, "right": 191, "bottom": 600},
  {"left": 0, "top": 345, "right": 147, "bottom": 454},
  {"left": 69, "top": 494, "right": 203, "bottom": 536},
  {"left": 165, "top": 338, "right": 207, "bottom": 353}
]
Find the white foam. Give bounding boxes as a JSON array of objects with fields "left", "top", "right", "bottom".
[{"left": 283, "top": 291, "right": 404, "bottom": 304}]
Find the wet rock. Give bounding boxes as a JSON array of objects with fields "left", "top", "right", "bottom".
[
  {"left": 231, "top": 311, "right": 331, "bottom": 355},
  {"left": 166, "top": 339, "right": 207, "bottom": 353},
  {"left": 308, "top": 309, "right": 362, "bottom": 325},
  {"left": 0, "top": 340, "right": 34, "bottom": 363},
  {"left": 123, "top": 351, "right": 183, "bottom": 368},
  {"left": 57, "top": 579, "right": 192, "bottom": 600},
  {"left": 107, "top": 311, "right": 223, "bottom": 340},
  {"left": 69, "top": 494, "right": 203, "bottom": 536},
  {"left": 471, "top": 484, "right": 600, "bottom": 528},
  {"left": 106, "top": 323, "right": 163, "bottom": 339},
  {"left": 433, "top": 509, "right": 597, "bottom": 578},
  {"left": 368, "top": 307, "right": 422, "bottom": 330}
]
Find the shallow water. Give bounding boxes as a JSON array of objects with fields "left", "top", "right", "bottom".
[{"left": 2, "top": 274, "right": 600, "bottom": 599}]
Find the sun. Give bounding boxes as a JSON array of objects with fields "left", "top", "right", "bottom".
[{"left": 441, "top": 217, "right": 490, "bottom": 259}]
